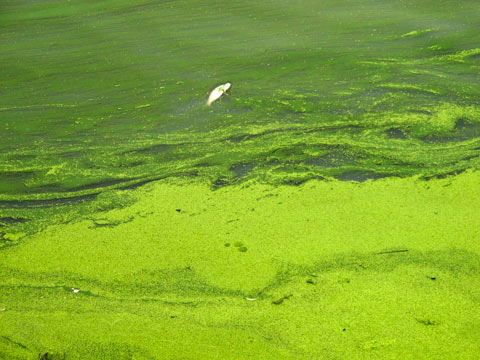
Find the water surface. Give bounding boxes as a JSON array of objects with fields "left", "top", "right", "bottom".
[
  {"left": 1, "top": 1, "right": 479, "bottom": 359},
  {"left": 1, "top": 0, "right": 479, "bottom": 202}
]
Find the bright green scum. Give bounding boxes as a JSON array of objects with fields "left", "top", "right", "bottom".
[
  {"left": 1, "top": 173, "right": 480, "bottom": 359},
  {"left": 0, "top": 0, "right": 479, "bottom": 359}
]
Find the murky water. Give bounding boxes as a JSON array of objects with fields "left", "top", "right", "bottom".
[{"left": 1, "top": 1, "right": 479, "bottom": 200}]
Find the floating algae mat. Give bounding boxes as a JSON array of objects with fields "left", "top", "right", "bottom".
[{"left": 1, "top": 0, "right": 479, "bottom": 359}]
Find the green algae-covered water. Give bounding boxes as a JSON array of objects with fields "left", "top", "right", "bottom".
[{"left": 1, "top": 1, "right": 480, "bottom": 359}]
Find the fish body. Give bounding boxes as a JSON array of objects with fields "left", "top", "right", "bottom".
[{"left": 207, "top": 82, "right": 231, "bottom": 106}]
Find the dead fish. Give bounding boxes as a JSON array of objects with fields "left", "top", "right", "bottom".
[{"left": 207, "top": 82, "right": 231, "bottom": 106}]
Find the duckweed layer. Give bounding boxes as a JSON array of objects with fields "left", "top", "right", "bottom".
[
  {"left": 1, "top": 1, "right": 480, "bottom": 358},
  {"left": 0, "top": 172, "right": 479, "bottom": 359},
  {"left": 1, "top": 1, "right": 480, "bottom": 239}
]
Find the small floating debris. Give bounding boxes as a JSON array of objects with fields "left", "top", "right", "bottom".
[
  {"left": 245, "top": 297, "right": 257, "bottom": 301},
  {"left": 135, "top": 103, "right": 151, "bottom": 109},
  {"left": 400, "top": 28, "right": 435, "bottom": 38},
  {"left": 71, "top": 288, "right": 80, "bottom": 294},
  {"left": 89, "top": 217, "right": 133, "bottom": 228},
  {"left": 38, "top": 352, "right": 50, "bottom": 360},
  {"left": 92, "top": 219, "right": 114, "bottom": 226},
  {"left": 375, "top": 249, "right": 409, "bottom": 255},
  {"left": 207, "top": 82, "right": 231, "bottom": 106},
  {"left": 272, "top": 294, "right": 292, "bottom": 305},
  {"left": 415, "top": 318, "right": 439, "bottom": 326}
]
